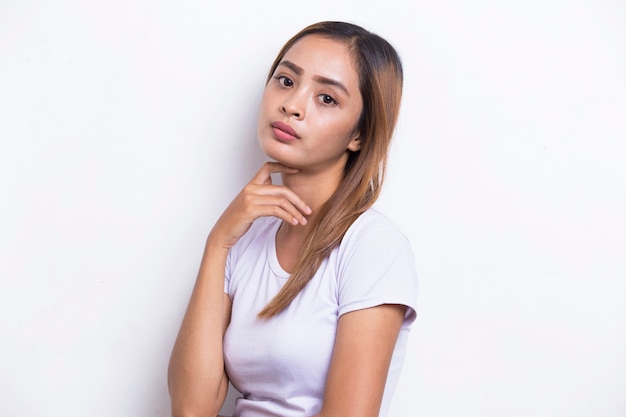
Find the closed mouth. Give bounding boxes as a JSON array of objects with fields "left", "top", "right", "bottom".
[{"left": 271, "top": 121, "right": 299, "bottom": 139}]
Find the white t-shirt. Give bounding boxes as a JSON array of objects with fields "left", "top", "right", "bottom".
[{"left": 223, "top": 208, "right": 418, "bottom": 417}]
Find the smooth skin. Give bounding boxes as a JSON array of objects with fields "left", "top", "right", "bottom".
[{"left": 168, "top": 35, "right": 406, "bottom": 417}]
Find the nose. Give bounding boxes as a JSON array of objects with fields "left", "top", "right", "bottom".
[{"left": 281, "top": 91, "right": 305, "bottom": 119}]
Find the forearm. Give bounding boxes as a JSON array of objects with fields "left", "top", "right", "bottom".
[
  {"left": 168, "top": 239, "right": 232, "bottom": 417},
  {"left": 168, "top": 162, "right": 311, "bottom": 416}
]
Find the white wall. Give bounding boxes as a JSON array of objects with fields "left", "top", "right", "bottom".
[{"left": 1, "top": 1, "right": 625, "bottom": 416}]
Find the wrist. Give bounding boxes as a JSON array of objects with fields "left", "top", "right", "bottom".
[{"left": 205, "top": 231, "right": 233, "bottom": 255}]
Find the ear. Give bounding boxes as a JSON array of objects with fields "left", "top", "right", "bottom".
[{"left": 347, "top": 133, "right": 361, "bottom": 152}]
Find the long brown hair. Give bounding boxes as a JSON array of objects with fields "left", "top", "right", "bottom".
[{"left": 258, "top": 21, "right": 404, "bottom": 318}]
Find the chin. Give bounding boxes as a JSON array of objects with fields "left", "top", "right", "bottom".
[
  {"left": 265, "top": 152, "right": 302, "bottom": 169},
  {"left": 258, "top": 137, "right": 298, "bottom": 168}
]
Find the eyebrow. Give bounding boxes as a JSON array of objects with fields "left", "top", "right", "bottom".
[{"left": 278, "top": 60, "right": 351, "bottom": 97}]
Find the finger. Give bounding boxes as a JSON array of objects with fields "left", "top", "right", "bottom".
[
  {"left": 251, "top": 161, "right": 299, "bottom": 185},
  {"left": 251, "top": 194, "right": 310, "bottom": 225},
  {"left": 248, "top": 184, "right": 312, "bottom": 217},
  {"left": 253, "top": 202, "right": 308, "bottom": 226},
  {"left": 244, "top": 192, "right": 308, "bottom": 225}
]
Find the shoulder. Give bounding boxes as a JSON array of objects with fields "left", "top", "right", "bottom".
[
  {"left": 334, "top": 208, "right": 419, "bottom": 323},
  {"left": 226, "top": 216, "right": 280, "bottom": 272},
  {"left": 334, "top": 207, "right": 417, "bottom": 281},
  {"left": 338, "top": 206, "right": 414, "bottom": 262},
  {"left": 341, "top": 207, "right": 411, "bottom": 253},
  {"left": 230, "top": 216, "right": 280, "bottom": 254}
]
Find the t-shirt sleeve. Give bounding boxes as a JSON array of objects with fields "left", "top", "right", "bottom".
[
  {"left": 336, "top": 221, "right": 419, "bottom": 327},
  {"left": 222, "top": 216, "right": 277, "bottom": 299},
  {"left": 224, "top": 236, "right": 240, "bottom": 298},
  {"left": 224, "top": 249, "right": 232, "bottom": 296}
]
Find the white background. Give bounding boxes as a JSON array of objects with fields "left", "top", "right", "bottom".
[{"left": 1, "top": 1, "right": 625, "bottom": 416}]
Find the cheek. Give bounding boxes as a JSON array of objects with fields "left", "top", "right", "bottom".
[
  {"left": 256, "top": 93, "right": 271, "bottom": 134},
  {"left": 323, "top": 112, "right": 361, "bottom": 142}
]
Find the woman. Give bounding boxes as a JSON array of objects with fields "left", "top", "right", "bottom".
[{"left": 168, "top": 21, "right": 418, "bottom": 417}]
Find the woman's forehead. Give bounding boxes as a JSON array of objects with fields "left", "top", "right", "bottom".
[{"left": 280, "top": 35, "right": 359, "bottom": 89}]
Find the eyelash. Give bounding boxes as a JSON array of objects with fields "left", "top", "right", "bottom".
[
  {"left": 318, "top": 94, "right": 338, "bottom": 106},
  {"left": 274, "top": 75, "right": 294, "bottom": 88},
  {"left": 273, "top": 75, "right": 339, "bottom": 106}
]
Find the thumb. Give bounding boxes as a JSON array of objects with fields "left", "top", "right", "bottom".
[{"left": 251, "top": 161, "right": 300, "bottom": 185}]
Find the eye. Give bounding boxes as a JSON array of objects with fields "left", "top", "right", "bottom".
[
  {"left": 318, "top": 94, "right": 338, "bottom": 106},
  {"left": 274, "top": 75, "right": 294, "bottom": 88}
]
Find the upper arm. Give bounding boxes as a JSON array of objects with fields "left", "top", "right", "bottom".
[
  {"left": 223, "top": 292, "right": 233, "bottom": 334},
  {"left": 316, "top": 304, "right": 407, "bottom": 417},
  {"left": 219, "top": 291, "right": 233, "bottom": 384},
  {"left": 213, "top": 293, "right": 234, "bottom": 413}
]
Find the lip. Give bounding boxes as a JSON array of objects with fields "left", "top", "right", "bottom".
[{"left": 271, "top": 121, "right": 300, "bottom": 140}]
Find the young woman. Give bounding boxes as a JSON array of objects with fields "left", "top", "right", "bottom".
[{"left": 168, "top": 21, "right": 418, "bottom": 417}]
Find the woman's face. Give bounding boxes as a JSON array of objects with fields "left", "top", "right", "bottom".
[{"left": 257, "top": 35, "right": 363, "bottom": 174}]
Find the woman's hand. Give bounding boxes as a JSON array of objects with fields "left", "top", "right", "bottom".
[{"left": 209, "top": 162, "right": 312, "bottom": 250}]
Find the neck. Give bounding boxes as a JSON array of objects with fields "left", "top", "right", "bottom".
[
  {"left": 274, "top": 159, "right": 348, "bottom": 273},
  {"left": 277, "top": 162, "right": 344, "bottom": 238},
  {"left": 282, "top": 167, "right": 342, "bottom": 212}
]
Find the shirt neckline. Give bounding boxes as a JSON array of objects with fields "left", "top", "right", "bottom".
[{"left": 267, "top": 219, "right": 291, "bottom": 280}]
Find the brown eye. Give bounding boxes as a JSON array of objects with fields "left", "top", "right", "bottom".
[
  {"left": 274, "top": 75, "right": 293, "bottom": 87},
  {"left": 319, "top": 94, "right": 338, "bottom": 105}
]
